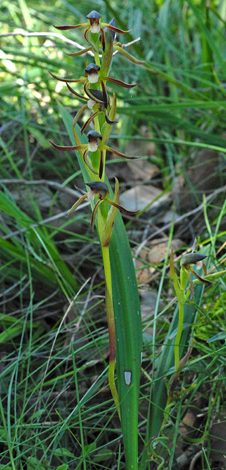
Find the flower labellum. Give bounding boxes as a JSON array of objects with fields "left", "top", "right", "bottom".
[
  {"left": 85, "top": 63, "right": 100, "bottom": 83},
  {"left": 87, "top": 130, "right": 102, "bottom": 152},
  {"left": 86, "top": 11, "right": 102, "bottom": 33}
]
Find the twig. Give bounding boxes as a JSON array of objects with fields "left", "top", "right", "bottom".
[
  {"left": 0, "top": 178, "right": 81, "bottom": 197},
  {"left": 0, "top": 31, "right": 89, "bottom": 50},
  {"left": 189, "top": 450, "right": 203, "bottom": 470}
]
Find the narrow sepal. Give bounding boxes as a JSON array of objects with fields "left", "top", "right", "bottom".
[
  {"left": 107, "top": 199, "right": 139, "bottom": 215},
  {"left": 49, "top": 71, "right": 84, "bottom": 83},
  {"left": 104, "top": 76, "right": 137, "bottom": 88},
  {"left": 49, "top": 140, "right": 86, "bottom": 151},
  {"left": 114, "top": 44, "right": 146, "bottom": 64},
  {"left": 84, "top": 82, "right": 105, "bottom": 104},
  {"left": 100, "top": 81, "right": 108, "bottom": 108},
  {"left": 84, "top": 29, "right": 98, "bottom": 52},
  {"left": 100, "top": 28, "right": 106, "bottom": 51},
  {"left": 101, "top": 19, "right": 115, "bottom": 75},
  {"left": 91, "top": 200, "right": 103, "bottom": 231},
  {"left": 72, "top": 104, "right": 88, "bottom": 127},
  {"left": 101, "top": 23, "right": 132, "bottom": 35},
  {"left": 105, "top": 145, "right": 141, "bottom": 159},
  {"left": 68, "top": 193, "right": 88, "bottom": 216},
  {"left": 190, "top": 268, "right": 212, "bottom": 285},
  {"left": 100, "top": 93, "right": 117, "bottom": 144},
  {"left": 83, "top": 148, "right": 98, "bottom": 174},
  {"left": 66, "top": 83, "right": 88, "bottom": 101},
  {"left": 53, "top": 23, "right": 87, "bottom": 30},
  {"left": 65, "top": 46, "right": 92, "bottom": 57},
  {"left": 105, "top": 113, "right": 118, "bottom": 125},
  {"left": 81, "top": 111, "right": 101, "bottom": 134}
]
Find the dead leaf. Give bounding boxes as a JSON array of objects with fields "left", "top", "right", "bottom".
[
  {"left": 120, "top": 185, "right": 169, "bottom": 212},
  {"left": 126, "top": 159, "right": 158, "bottom": 181},
  {"left": 135, "top": 238, "right": 184, "bottom": 284}
]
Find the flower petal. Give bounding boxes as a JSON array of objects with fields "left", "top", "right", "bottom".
[
  {"left": 104, "top": 76, "right": 137, "bottom": 88},
  {"left": 68, "top": 193, "right": 88, "bottom": 216},
  {"left": 107, "top": 199, "right": 139, "bottom": 215},
  {"left": 91, "top": 200, "right": 103, "bottom": 231},
  {"left": 66, "top": 83, "right": 87, "bottom": 101},
  {"left": 49, "top": 140, "right": 86, "bottom": 151},
  {"left": 49, "top": 71, "right": 84, "bottom": 83},
  {"left": 53, "top": 23, "right": 87, "bottom": 30},
  {"left": 114, "top": 44, "right": 146, "bottom": 65},
  {"left": 83, "top": 149, "right": 98, "bottom": 174},
  {"left": 105, "top": 145, "right": 141, "bottom": 159},
  {"left": 65, "top": 46, "right": 93, "bottom": 57},
  {"left": 101, "top": 23, "right": 132, "bottom": 35}
]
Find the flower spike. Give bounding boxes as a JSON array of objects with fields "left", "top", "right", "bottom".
[
  {"left": 66, "top": 85, "right": 116, "bottom": 134},
  {"left": 49, "top": 130, "right": 102, "bottom": 176}
]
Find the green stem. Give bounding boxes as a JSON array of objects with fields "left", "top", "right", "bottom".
[
  {"left": 102, "top": 244, "right": 120, "bottom": 415},
  {"left": 174, "top": 300, "right": 184, "bottom": 371}
]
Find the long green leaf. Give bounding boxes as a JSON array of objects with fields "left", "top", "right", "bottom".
[{"left": 58, "top": 102, "right": 142, "bottom": 470}]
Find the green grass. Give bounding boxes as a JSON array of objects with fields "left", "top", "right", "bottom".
[{"left": 1, "top": 0, "right": 226, "bottom": 469}]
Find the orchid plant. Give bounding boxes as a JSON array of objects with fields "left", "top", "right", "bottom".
[
  {"left": 169, "top": 240, "right": 212, "bottom": 397},
  {"left": 49, "top": 10, "right": 144, "bottom": 425}
]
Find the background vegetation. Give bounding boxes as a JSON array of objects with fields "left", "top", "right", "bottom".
[{"left": 1, "top": 0, "right": 226, "bottom": 469}]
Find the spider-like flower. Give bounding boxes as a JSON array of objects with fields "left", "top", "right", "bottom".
[
  {"left": 49, "top": 129, "right": 141, "bottom": 179},
  {"left": 180, "top": 245, "right": 212, "bottom": 298},
  {"left": 180, "top": 253, "right": 211, "bottom": 284},
  {"left": 66, "top": 84, "right": 117, "bottom": 133},
  {"left": 53, "top": 10, "right": 131, "bottom": 52},
  {"left": 49, "top": 62, "right": 137, "bottom": 94},
  {"left": 68, "top": 180, "right": 139, "bottom": 231}
]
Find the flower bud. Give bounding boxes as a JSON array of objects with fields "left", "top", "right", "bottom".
[
  {"left": 180, "top": 253, "right": 207, "bottom": 268},
  {"left": 86, "top": 181, "right": 109, "bottom": 200}
]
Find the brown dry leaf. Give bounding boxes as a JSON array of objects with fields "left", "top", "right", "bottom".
[
  {"left": 120, "top": 184, "right": 169, "bottom": 212},
  {"left": 135, "top": 238, "right": 184, "bottom": 284},
  {"left": 126, "top": 159, "right": 158, "bottom": 181},
  {"left": 178, "top": 408, "right": 199, "bottom": 442}
]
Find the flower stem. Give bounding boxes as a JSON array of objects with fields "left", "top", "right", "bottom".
[{"left": 102, "top": 244, "right": 120, "bottom": 417}]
